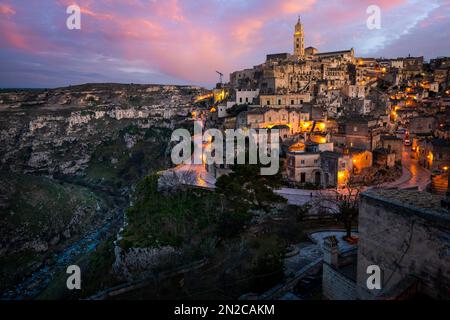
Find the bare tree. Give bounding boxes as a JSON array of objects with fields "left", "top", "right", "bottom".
[
  {"left": 158, "top": 170, "right": 197, "bottom": 193},
  {"left": 315, "top": 178, "right": 361, "bottom": 239}
]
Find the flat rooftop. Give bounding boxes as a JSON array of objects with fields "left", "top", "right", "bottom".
[{"left": 361, "top": 189, "right": 450, "bottom": 225}]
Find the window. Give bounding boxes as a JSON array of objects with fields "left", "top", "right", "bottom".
[
  {"left": 278, "top": 99, "right": 282, "bottom": 105},
  {"left": 239, "top": 97, "right": 242, "bottom": 103},
  {"left": 245, "top": 97, "right": 249, "bottom": 103},
  {"left": 300, "top": 172, "right": 306, "bottom": 183},
  {"left": 291, "top": 100, "right": 295, "bottom": 105},
  {"left": 267, "top": 100, "right": 270, "bottom": 105},
  {"left": 301, "top": 160, "right": 305, "bottom": 164},
  {"left": 314, "top": 159, "right": 318, "bottom": 164}
]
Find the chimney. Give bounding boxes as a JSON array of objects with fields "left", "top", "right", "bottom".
[{"left": 323, "top": 235, "right": 339, "bottom": 267}]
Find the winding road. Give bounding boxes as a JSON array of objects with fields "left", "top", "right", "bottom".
[
  {"left": 380, "top": 148, "right": 431, "bottom": 191},
  {"left": 168, "top": 137, "right": 432, "bottom": 206}
]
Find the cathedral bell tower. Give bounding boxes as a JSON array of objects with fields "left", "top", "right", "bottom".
[{"left": 294, "top": 16, "right": 304, "bottom": 58}]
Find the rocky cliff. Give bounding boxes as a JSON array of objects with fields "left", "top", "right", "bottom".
[
  {"left": 0, "top": 83, "right": 206, "bottom": 297},
  {"left": 0, "top": 84, "right": 204, "bottom": 176}
]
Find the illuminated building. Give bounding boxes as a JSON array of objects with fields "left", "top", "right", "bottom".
[{"left": 293, "top": 16, "right": 304, "bottom": 58}]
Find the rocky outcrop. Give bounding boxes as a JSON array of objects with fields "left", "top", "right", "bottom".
[
  {"left": 113, "top": 245, "right": 180, "bottom": 281},
  {"left": 0, "top": 84, "right": 204, "bottom": 176}
]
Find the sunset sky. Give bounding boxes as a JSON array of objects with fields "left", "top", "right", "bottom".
[{"left": 0, "top": 0, "right": 449, "bottom": 88}]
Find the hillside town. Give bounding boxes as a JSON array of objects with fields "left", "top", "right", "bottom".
[
  {"left": 181, "top": 17, "right": 450, "bottom": 300},
  {"left": 0, "top": 17, "right": 449, "bottom": 303},
  {"left": 196, "top": 18, "right": 449, "bottom": 193}
]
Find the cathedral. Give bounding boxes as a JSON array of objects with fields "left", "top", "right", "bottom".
[
  {"left": 293, "top": 17, "right": 305, "bottom": 57},
  {"left": 229, "top": 17, "right": 356, "bottom": 94}
]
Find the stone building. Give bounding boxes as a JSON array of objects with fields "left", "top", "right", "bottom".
[
  {"left": 357, "top": 189, "right": 450, "bottom": 299},
  {"left": 286, "top": 143, "right": 322, "bottom": 185},
  {"left": 348, "top": 149, "right": 373, "bottom": 174},
  {"left": 341, "top": 84, "right": 365, "bottom": 98},
  {"left": 435, "top": 123, "right": 450, "bottom": 140},
  {"left": 373, "top": 148, "right": 396, "bottom": 168},
  {"left": 333, "top": 116, "right": 382, "bottom": 151},
  {"left": 260, "top": 93, "right": 311, "bottom": 107},
  {"left": 380, "top": 135, "right": 403, "bottom": 162},
  {"left": 229, "top": 19, "right": 357, "bottom": 96},
  {"left": 238, "top": 107, "right": 310, "bottom": 135},
  {"left": 287, "top": 141, "right": 355, "bottom": 187},
  {"left": 236, "top": 88, "right": 260, "bottom": 105},
  {"left": 304, "top": 46, "right": 318, "bottom": 56},
  {"left": 316, "top": 49, "right": 355, "bottom": 63},
  {"left": 409, "top": 116, "right": 436, "bottom": 136},
  {"left": 322, "top": 188, "right": 450, "bottom": 300},
  {"left": 320, "top": 151, "right": 352, "bottom": 187},
  {"left": 415, "top": 138, "right": 450, "bottom": 171}
]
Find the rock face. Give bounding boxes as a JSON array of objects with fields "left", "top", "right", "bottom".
[
  {"left": 0, "top": 83, "right": 206, "bottom": 294},
  {"left": 113, "top": 245, "right": 180, "bottom": 281},
  {"left": 0, "top": 84, "right": 205, "bottom": 176}
]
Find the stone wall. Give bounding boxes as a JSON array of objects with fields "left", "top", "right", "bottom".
[{"left": 357, "top": 191, "right": 450, "bottom": 299}]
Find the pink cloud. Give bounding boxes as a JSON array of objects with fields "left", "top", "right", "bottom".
[
  {"left": 149, "top": 0, "right": 186, "bottom": 22},
  {"left": 0, "top": 3, "right": 57, "bottom": 54},
  {"left": 0, "top": 0, "right": 446, "bottom": 87},
  {"left": 0, "top": 4, "right": 15, "bottom": 15}
]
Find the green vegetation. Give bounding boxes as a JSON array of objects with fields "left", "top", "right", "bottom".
[
  {"left": 121, "top": 174, "right": 222, "bottom": 250},
  {"left": 85, "top": 126, "right": 172, "bottom": 189},
  {"left": 0, "top": 250, "right": 43, "bottom": 292},
  {"left": 247, "top": 236, "right": 285, "bottom": 293},
  {"left": 215, "top": 163, "right": 285, "bottom": 213},
  {"left": 0, "top": 172, "right": 101, "bottom": 236},
  {"left": 122, "top": 163, "right": 286, "bottom": 250},
  {"left": 0, "top": 171, "right": 105, "bottom": 292}
]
